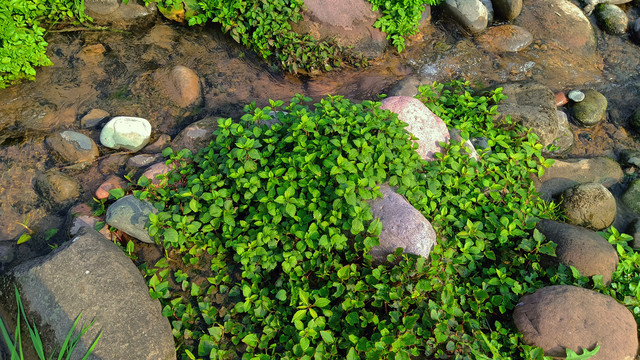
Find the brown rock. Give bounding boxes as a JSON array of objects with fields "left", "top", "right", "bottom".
[
  {"left": 143, "top": 134, "right": 172, "bottom": 154},
  {"left": 95, "top": 175, "right": 127, "bottom": 200},
  {"left": 476, "top": 25, "right": 532, "bottom": 52},
  {"left": 35, "top": 170, "right": 81, "bottom": 207},
  {"left": 561, "top": 183, "right": 616, "bottom": 230},
  {"left": 140, "top": 162, "right": 172, "bottom": 185},
  {"left": 555, "top": 92, "right": 568, "bottom": 107},
  {"left": 154, "top": 65, "right": 202, "bottom": 108},
  {"left": 45, "top": 131, "right": 100, "bottom": 165},
  {"left": 514, "top": 285, "right": 637, "bottom": 359},
  {"left": 81, "top": 108, "right": 110, "bottom": 128},
  {"left": 536, "top": 157, "right": 623, "bottom": 200},
  {"left": 170, "top": 117, "right": 219, "bottom": 153}
]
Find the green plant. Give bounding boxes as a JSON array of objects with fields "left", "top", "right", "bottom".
[
  {"left": 0, "top": 285, "right": 101, "bottom": 360},
  {"left": 369, "top": 0, "right": 441, "bottom": 52}
]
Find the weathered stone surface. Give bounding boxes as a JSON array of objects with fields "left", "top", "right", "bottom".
[
  {"left": 443, "top": 0, "right": 489, "bottom": 34},
  {"left": 476, "top": 25, "right": 532, "bottom": 52},
  {"left": 80, "top": 108, "right": 110, "bottom": 128},
  {"left": 380, "top": 96, "right": 450, "bottom": 161},
  {"left": 45, "top": 131, "right": 99, "bottom": 165},
  {"left": 95, "top": 175, "right": 127, "bottom": 200},
  {"left": 84, "top": 0, "right": 158, "bottom": 29},
  {"left": 140, "top": 162, "right": 172, "bottom": 186},
  {"left": 553, "top": 110, "right": 574, "bottom": 154},
  {"left": 35, "top": 170, "right": 80, "bottom": 207},
  {"left": 513, "top": 285, "right": 637, "bottom": 359},
  {"left": 596, "top": 3, "right": 628, "bottom": 35},
  {"left": 154, "top": 65, "right": 202, "bottom": 108},
  {"left": 572, "top": 89, "right": 608, "bottom": 127},
  {"left": 0, "top": 229, "right": 176, "bottom": 360},
  {"left": 561, "top": 183, "right": 616, "bottom": 230},
  {"left": 536, "top": 219, "right": 618, "bottom": 284},
  {"left": 536, "top": 157, "right": 623, "bottom": 200},
  {"left": 170, "top": 117, "right": 219, "bottom": 153},
  {"left": 492, "top": 0, "right": 522, "bottom": 20},
  {"left": 628, "top": 218, "right": 640, "bottom": 249},
  {"left": 105, "top": 195, "right": 157, "bottom": 243},
  {"left": 368, "top": 184, "right": 437, "bottom": 262},
  {"left": 100, "top": 116, "right": 152, "bottom": 152},
  {"left": 622, "top": 178, "right": 640, "bottom": 214}
]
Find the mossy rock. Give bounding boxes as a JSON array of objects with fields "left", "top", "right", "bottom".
[
  {"left": 596, "top": 3, "right": 628, "bottom": 35},
  {"left": 571, "top": 89, "right": 607, "bottom": 127}
]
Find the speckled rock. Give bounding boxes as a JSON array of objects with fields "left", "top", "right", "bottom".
[
  {"left": 596, "top": 3, "right": 628, "bottom": 35},
  {"left": 45, "top": 131, "right": 99, "bottom": 165},
  {"left": 561, "top": 183, "right": 616, "bottom": 230},
  {"left": 492, "top": 0, "right": 522, "bottom": 20},
  {"left": 380, "top": 96, "right": 450, "bottom": 161},
  {"left": 443, "top": 0, "right": 489, "bottom": 34},
  {"left": 476, "top": 25, "right": 532, "bottom": 52},
  {"left": 100, "top": 116, "right": 152, "bottom": 152},
  {"left": 571, "top": 89, "right": 607, "bottom": 127},
  {"left": 35, "top": 170, "right": 81, "bottom": 208},
  {"left": 105, "top": 195, "right": 157, "bottom": 243}
]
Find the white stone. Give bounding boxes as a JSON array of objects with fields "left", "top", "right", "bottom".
[{"left": 100, "top": 116, "right": 152, "bottom": 152}]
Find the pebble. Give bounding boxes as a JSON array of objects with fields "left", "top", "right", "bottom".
[
  {"left": 81, "top": 108, "right": 110, "bottom": 128},
  {"left": 95, "top": 175, "right": 127, "bottom": 200},
  {"left": 568, "top": 89, "right": 585, "bottom": 102},
  {"left": 555, "top": 92, "right": 568, "bottom": 107}
]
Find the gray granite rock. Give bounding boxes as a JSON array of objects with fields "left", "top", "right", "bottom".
[{"left": 105, "top": 195, "right": 157, "bottom": 243}]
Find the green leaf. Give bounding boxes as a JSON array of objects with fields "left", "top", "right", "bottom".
[
  {"left": 320, "top": 330, "right": 334, "bottom": 344},
  {"left": 242, "top": 333, "right": 259, "bottom": 347},
  {"left": 276, "top": 289, "right": 287, "bottom": 301}
]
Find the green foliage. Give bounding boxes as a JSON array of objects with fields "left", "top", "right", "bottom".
[
  {"left": 0, "top": 285, "right": 101, "bottom": 360},
  {"left": 369, "top": 0, "right": 440, "bottom": 52},
  {"left": 0, "top": 0, "right": 90, "bottom": 88}
]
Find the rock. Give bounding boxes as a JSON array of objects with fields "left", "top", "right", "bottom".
[
  {"left": 561, "top": 183, "right": 616, "bottom": 230},
  {"left": 140, "top": 162, "right": 172, "bottom": 185},
  {"left": 35, "top": 170, "right": 80, "bottom": 207},
  {"left": 100, "top": 116, "right": 152, "bottom": 152},
  {"left": 622, "top": 178, "right": 640, "bottom": 214},
  {"left": 571, "top": 89, "right": 607, "bottom": 127},
  {"left": 492, "top": 0, "right": 522, "bottom": 20},
  {"left": 106, "top": 195, "right": 157, "bottom": 244},
  {"left": 0, "top": 228, "right": 176, "bottom": 360},
  {"left": 45, "top": 131, "right": 99, "bottom": 166},
  {"left": 495, "top": 81, "right": 565, "bottom": 149},
  {"left": 536, "top": 219, "right": 618, "bottom": 283},
  {"left": 84, "top": 0, "right": 158, "bottom": 30},
  {"left": 154, "top": 65, "right": 202, "bottom": 108},
  {"left": 476, "top": 25, "right": 532, "bottom": 52},
  {"left": 632, "top": 18, "right": 640, "bottom": 44},
  {"left": 552, "top": 110, "right": 574, "bottom": 153},
  {"left": 628, "top": 218, "right": 640, "bottom": 248},
  {"left": 80, "top": 108, "right": 110, "bottom": 128},
  {"left": 568, "top": 89, "right": 585, "bottom": 102},
  {"left": 619, "top": 149, "right": 640, "bottom": 168},
  {"left": 380, "top": 96, "right": 450, "bottom": 161},
  {"left": 99, "top": 153, "right": 130, "bottom": 175},
  {"left": 513, "top": 285, "right": 637, "bottom": 359},
  {"left": 0, "top": 243, "right": 15, "bottom": 271},
  {"left": 368, "top": 184, "right": 437, "bottom": 262},
  {"left": 95, "top": 175, "right": 127, "bottom": 200},
  {"left": 443, "top": 0, "right": 489, "bottom": 34},
  {"left": 555, "top": 92, "right": 568, "bottom": 107},
  {"left": 629, "top": 106, "right": 640, "bottom": 132},
  {"left": 596, "top": 3, "right": 628, "bottom": 34},
  {"left": 387, "top": 76, "right": 421, "bottom": 98},
  {"left": 583, "top": 0, "right": 632, "bottom": 15},
  {"left": 127, "top": 154, "right": 163, "bottom": 171},
  {"left": 291, "top": 0, "right": 388, "bottom": 58},
  {"left": 67, "top": 203, "right": 113, "bottom": 239},
  {"left": 536, "top": 157, "right": 623, "bottom": 200},
  {"left": 143, "top": 134, "right": 172, "bottom": 154},
  {"left": 480, "top": 0, "right": 494, "bottom": 24},
  {"left": 170, "top": 117, "right": 219, "bottom": 153},
  {"left": 449, "top": 128, "right": 478, "bottom": 160}
]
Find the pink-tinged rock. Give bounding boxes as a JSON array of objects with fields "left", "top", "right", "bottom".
[
  {"left": 95, "top": 175, "right": 127, "bottom": 200},
  {"left": 67, "top": 203, "right": 112, "bottom": 239},
  {"left": 140, "top": 162, "right": 172, "bottom": 185},
  {"left": 381, "top": 96, "right": 450, "bottom": 161},
  {"left": 555, "top": 92, "right": 568, "bottom": 107}
]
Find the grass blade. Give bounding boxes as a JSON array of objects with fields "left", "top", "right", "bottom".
[
  {"left": 15, "top": 286, "right": 46, "bottom": 360},
  {"left": 57, "top": 312, "right": 83, "bottom": 360}
]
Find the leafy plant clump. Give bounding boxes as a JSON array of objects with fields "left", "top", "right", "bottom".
[
  {"left": 128, "top": 79, "right": 620, "bottom": 359},
  {"left": 0, "top": 0, "right": 90, "bottom": 88},
  {"left": 370, "top": 0, "right": 440, "bottom": 52}
]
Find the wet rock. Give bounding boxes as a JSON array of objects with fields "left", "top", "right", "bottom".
[
  {"left": 492, "top": 0, "right": 522, "bottom": 20},
  {"left": 388, "top": 76, "right": 421, "bottom": 97},
  {"left": 480, "top": 0, "right": 494, "bottom": 24},
  {"left": 568, "top": 89, "right": 585, "bottom": 102},
  {"left": 536, "top": 220, "right": 618, "bottom": 284},
  {"left": 291, "top": 0, "right": 388, "bottom": 58},
  {"left": 140, "top": 162, "right": 172, "bottom": 186},
  {"left": 632, "top": 18, "right": 640, "bottom": 44},
  {"left": 126, "top": 154, "right": 163, "bottom": 171},
  {"left": 368, "top": 184, "right": 436, "bottom": 262},
  {"left": 476, "top": 25, "right": 532, "bottom": 52},
  {"left": 552, "top": 110, "right": 574, "bottom": 154},
  {"left": 143, "top": 134, "right": 172, "bottom": 154},
  {"left": 105, "top": 195, "right": 157, "bottom": 244},
  {"left": 555, "top": 92, "right": 568, "bottom": 107},
  {"left": 154, "top": 65, "right": 202, "bottom": 108},
  {"left": 95, "top": 175, "right": 127, "bottom": 200},
  {"left": 596, "top": 3, "right": 628, "bottom": 35},
  {"left": 561, "top": 183, "right": 616, "bottom": 230},
  {"left": 513, "top": 285, "right": 637, "bottom": 359},
  {"left": 35, "top": 170, "right": 80, "bottom": 208},
  {"left": 45, "top": 131, "right": 99, "bottom": 166},
  {"left": 495, "top": 81, "right": 565, "bottom": 149},
  {"left": 0, "top": 243, "right": 15, "bottom": 270},
  {"left": 619, "top": 149, "right": 640, "bottom": 168},
  {"left": 571, "top": 89, "right": 607, "bottom": 127},
  {"left": 621, "top": 178, "right": 640, "bottom": 214},
  {"left": 171, "top": 116, "right": 219, "bottom": 153},
  {"left": 100, "top": 116, "right": 152, "bottom": 152},
  {"left": 84, "top": 0, "right": 158, "bottom": 30},
  {"left": 443, "top": 0, "right": 489, "bottom": 34},
  {"left": 628, "top": 106, "right": 640, "bottom": 132},
  {"left": 67, "top": 203, "right": 113, "bottom": 238},
  {"left": 380, "top": 96, "right": 450, "bottom": 161},
  {"left": 80, "top": 108, "right": 110, "bottom": 128},
  {"left": 627, "top": 218, "right": 640, "bottom": 248},
  {"left": 0, "top": 104, "right": 77, "bottom": 145},
  {"left": 0, "top": 228, "right": 176, "bottom": 360},
  {"left": 99, "top": 153, "right": 130, "bottom": 175},
  {"left": 536, "top": 157, "right": 623, "bottom": 200}
]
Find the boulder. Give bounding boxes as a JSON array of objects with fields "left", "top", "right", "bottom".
[
  {"left": 100, "top": 116, "right": 152, "bottom": 152},
  {"left": 170, "top": 116, "right": 219, "bottom": 153},
  {"left": 513, "top": 285, "right": 637, "bottom": 359},
  {"left": 492, "top": 0, "right": 522, "bottom": 20},
  {"left": 536, "top": 157, "right": 622, "bottom": 200},
  {"left": 561, "top": 183, "right": 616, "bottom": 230},
  {"left": 80, "top": 108, "right": 110, "bottom": 128},
  {"left": 154, "top": 65, "right": 202, "bottom": 108},
  {"left": 105, "top": 195, "right": 157, "bottom": 244},
  {"left": 45, "top": 131, "right": 99, "bottom": 166},
  {"left": 475, "top": 25, "right": 532, "bottom": 52},
  {"left": 84, "top": 0, "right": 158, "bottom": 29},
  {"left": 291, "top": 0, "right": 388, "bottom": 58},
  {"left": 368, "top": 184, "right": 437, "bottom": 262},
  {"left": 443, "top": 0, "right": 489, "bottom": 34},
  {"left": 596, "top": 3, "right": 628, "bottom": 35},
  {"left": 536, "top": 219, "right": 618, "bottom": 284},
  {"left": 34, "top": 170, "right": 80, "bottom": 208},
  {"left": 622, "top": 178, "right": 640, "bottom": 214},
  {"left": 571, "top": 89, "right": 608, "bottom": 127},
  {"left": 0, "top": 229, "right": 175, "bottom": 360},
  {"left": 380, "top": 96, "right": 450, "bottom": 161}
]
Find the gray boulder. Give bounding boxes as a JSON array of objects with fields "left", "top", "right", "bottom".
[
  {"left": 105, "top": 195, "right": 157, "bottom": 244},
  {"left": 536, "top": 157, "right": 623, "bottom": 200},
  {"left": 443, "top": 0, "right": 489, "bottom": 34},
  {"left": 571, "top": 89, "right": 608, "bottom": 127},
  {"left": 45, "top": 131, "right": 99, "bottom": 166},
  {"left": 368, "top": 184, "right": 437, "bottom": 262},
  {"left": 0, "top": 229, "right": 175, "bottom": 360},
  {"left": 492, "top": 0, "right": 522, "bottom": 20},
  {"left": 536, "top": 219, "right": 618, "bottom": 284},
  {"left": 513, "top": 285, "right": 637, "bottom": 360},
  {"left": 170, "top": 116, "right": 220, "bottom": 153},
  {"left": 561, "top": 183, "right": 616, "bottom": 230},
  {"left": 596, "top": 3, "right": 628, "bottom": 35}
]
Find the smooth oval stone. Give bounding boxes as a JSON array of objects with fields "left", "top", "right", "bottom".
[
  {"left": 476, "top": 25, "right": 533, "bottom": 52},
  {"left": 100, "top": 116, "right": 152, "bottom": 152},
  {"left": 568, "top": 89, "right": 585, "bottom": 102}
]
